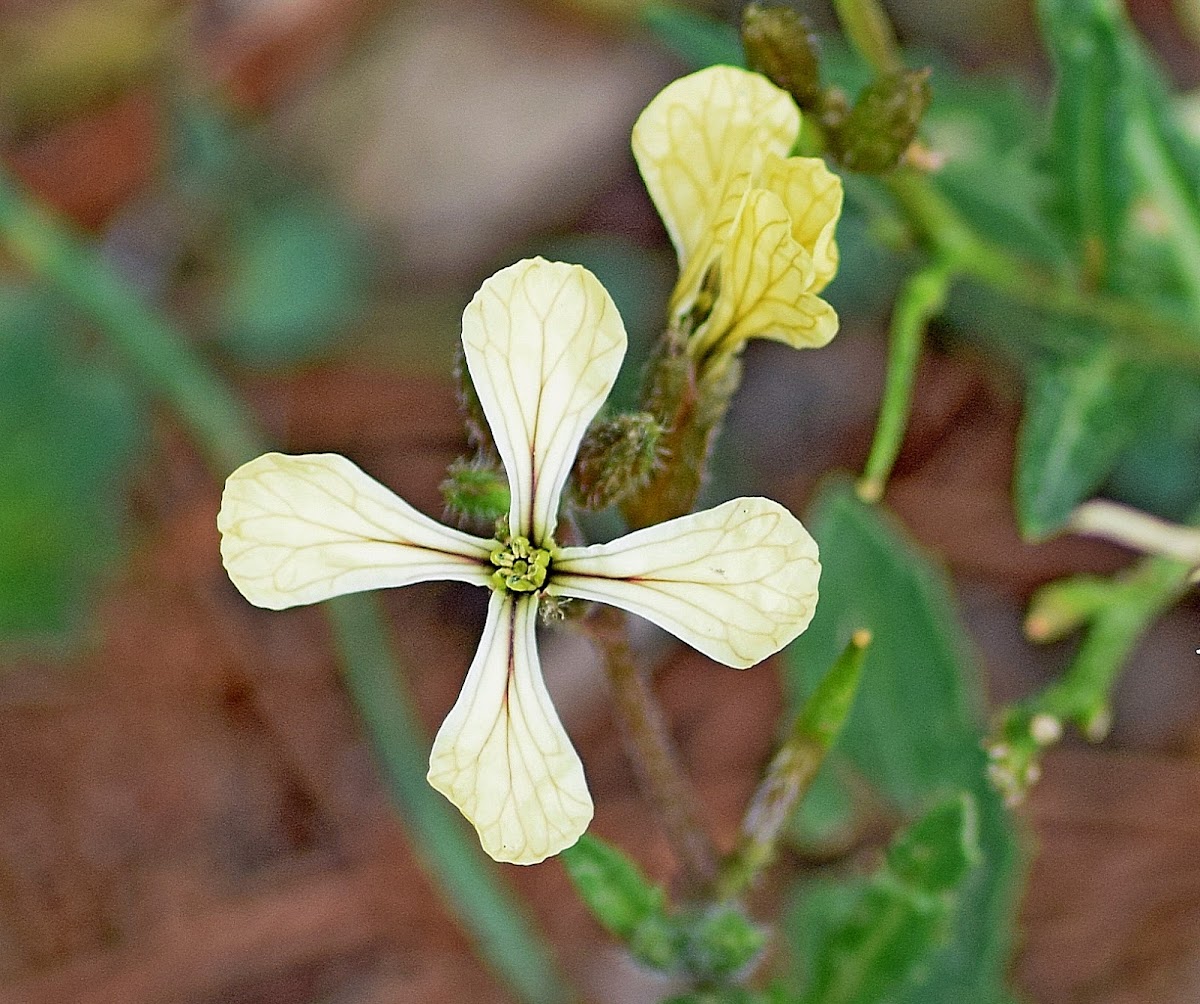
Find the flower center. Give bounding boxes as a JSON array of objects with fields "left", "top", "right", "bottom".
[{"left": 489, "top": 535, "right": 552, "bottom": 593}]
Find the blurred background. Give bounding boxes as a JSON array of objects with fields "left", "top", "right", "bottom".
[{"left": 2, "top": 0, "right": 1200, "bottom": 1001}]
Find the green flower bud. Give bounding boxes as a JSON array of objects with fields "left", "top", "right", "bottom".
[
  {"left": 741, "top": 3, "right": 823, "bottom": 109},
  {"left": 829, "top": 68, "right": 932, "bottom": 174},
  {"left": 440, "top": 456, "right": 510, "bottom": 523},
  {"left": 572, "top": 412, "right": 663, "bottom": 510}
]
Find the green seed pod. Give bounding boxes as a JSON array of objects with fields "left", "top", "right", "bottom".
[
  {"left": 741, "top": 2, "right": 823, "bottom": 109},
  {"left": 829, "top": 67, "right": 932, "bottom": 174},
  {"left": 572, "top": 412, "right": 663, "bottom": 510}
]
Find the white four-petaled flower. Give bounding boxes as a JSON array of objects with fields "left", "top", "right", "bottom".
[{"left": 217, "top": 258, "right": 820, "bottom": 865}]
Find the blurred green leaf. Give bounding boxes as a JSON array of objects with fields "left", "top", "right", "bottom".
[
  {"left": 794, "top": 794, "right": 980, "bottom": 1004},
  {"left": 886, "top": 793, "right": 979, "bottom": 893},
  {"left": 987, "top": 0, "right": 1200, "bottom": 536},
  {"left": 218, "top": 196, "right": 368, "bottom": 367},
  {"left": 682, "top": 905, "right": 767, "bottom": 981},
  {"left": 788, "top": 755, "right": 858, "bottom": 848},
  {"left": 1105, "top": 370, "right": 1200, "bottom": 521},
  {"left": 926, "top": 79, "right": 1068, "bottom": 271},
  {"left": 0, "top": 285, "right": 142, "bottom": 646},
  {"left": 1015, "top": 343, "right": 1149, "bottom": 540},
  {"left": 641, "top": 3, "right": 744, "bottom": 69},
  {"left": 561, "top": 835, "right": 768, "bottom": 982},
  {"left": 561, "top": 832, "right": 667, "bottom": 942},
  {"left": 561, "top": 833, "right": 680, "bottom": 971},
  {"left": 1039, "top": 0, "right": 1200, "bottom": 305},
  {"left": 784, "top": 482, "right": 1023, "bottom": 1003}
]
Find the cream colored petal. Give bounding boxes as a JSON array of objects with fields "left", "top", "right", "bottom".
[
  {"left": 632, "top": 66, "right": 800, "bottom": 317},
  {"left": 758, "top": 152, "right": 843, "bottom": 292},
  {"left": 691, "top": 188, "right": 839, "bottom": 360},
  {"left": 461, "top": 258, "right": 626, "bottom": 542},
  {"left": 428, "top": 593, "right": 593, "bottom": 864},
  {"left": 551, "top": 497, "right": 819, "bottom": 669},
  {"left": 218, "top": 452, "right": 492, "bottom": 609}
]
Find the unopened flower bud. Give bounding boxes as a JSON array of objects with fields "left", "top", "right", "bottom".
[
  {"left": 440, "top": 456, "right": 510, "bottom": 523},
  {"left": 741, "top": 3, "right": 822, "bottom": 109},
  {"left": 829, "top": 68, "right": 932, "bottom": 174},
  {"left": 572, "top": 412, "right": 663, "bottom": 510}
]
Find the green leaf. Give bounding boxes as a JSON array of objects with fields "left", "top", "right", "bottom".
[
  {"left": 641, "top": 3, "right": 744, "bottom": 69},
  {"left": 664, "top": 989, "right": 775, "bottom": 1004},
  {"left": 560, "top": 833, "right": 681, "bottom": 971},
  {"left": 1014, "top": 343, "right": 1148, "bottom": 539},
  {"left": 796, "top": 794, "right": 980, "bottom": 1004},
  {"left": 1039, "top": 0, "right": 1200, "bottom": 307},
  {"left": 923, "top": 71, "right": 1069, "bottom": 270},
  {"left": 561, "top": 833, "right": 667, "bottom": 941},
  {"left": 219, "top": 195, "right": 367, "bottom": 366},
  {"left": 681, "top": 904, "right": 767, "bottom": 981},
  {"left": 783, "top": 482, "right": 1024, "bottom": 1003},
  {"left": 0, "top": 285, "right": 143, "bottom": 646},
  {"left": 1104, "top": 369, "right": 1200, "bottom": 521},
  {"left": 886, "top": 793, "right": 980, "bottom": 894}
]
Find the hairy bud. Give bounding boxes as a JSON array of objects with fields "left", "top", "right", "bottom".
[
  {"left": 440, "top": 457, "right": 509, "bottom": 524},
  {"left": 741, "top": 3, "right": 822, "bottom": 109},
  {"left": 572, "top": 412, "right": 663, "bottom": 511},
  {"left": 829, "top": 68, "right": 932, "bottom": 174}
]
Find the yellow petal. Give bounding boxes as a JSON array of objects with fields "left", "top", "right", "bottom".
[
  {"left": 551, "top": 497, "right": 819, "bottom": 669},
  {"left": 461, "top": 257, "right": 626, "bottom": 542},
  {"left": 631, "top": 65, "right": 800, "bottom": 320},
  {"left": 428, "top": 593, "right": 593, "bottom": 864},
  {"left": 691, "top": 188, "right": 839, "bottom": 360},
  {"left": 758, "top": 152, "right": 843, "bottom": 292},
  {"left": 218, "top": 453, "right": 492, "bottom": 609}
]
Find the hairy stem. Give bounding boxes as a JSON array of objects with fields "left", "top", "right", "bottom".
[{"left": 583, "top": 605, "right": 720, "bottom": 896}]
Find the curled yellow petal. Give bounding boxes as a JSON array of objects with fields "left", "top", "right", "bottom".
[
  {"left": 758, "top": 152, "right": 843, "bottom": 293},
  {"left": 218, "top": 453, "right": 492, "bottom": 609},
  {"left": 632, "top": 65, "right": 800, "bottom": 319},
  {"left": 461, "top": 257, "right": 627, "bottom": 543},
  {"left": 550, "top": 497, "right": 820, "bottom": 669},
  {"left": 428, "top": 593, "right": 593, "bottom": 864},
  {"left": 691, "top": 188, "right": 839, "bottom": 360}
]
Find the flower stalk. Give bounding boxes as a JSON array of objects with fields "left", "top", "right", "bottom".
[
  {"left": 716, "top": 630, "right": 870, "bottom": 901},
  {"left": 583, "top": 604, "right": 721, "bottom": 896},
  {"left": 857, "top": 260, "right": 953, "bottom": 501}
]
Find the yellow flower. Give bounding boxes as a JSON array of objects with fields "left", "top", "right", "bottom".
[
  {"left": 632, "top": 64, "right": 843, "bottom": 360},
  {"left": 217, "top": 258, "right": 822, "bottom": 866}
]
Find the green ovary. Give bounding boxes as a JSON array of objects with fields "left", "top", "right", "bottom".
[{"left": 489, "top": 535, "right": 552, "bottom": 593}]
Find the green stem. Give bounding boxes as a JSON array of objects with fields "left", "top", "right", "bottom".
[
  {"left": 857, "top": 261, "right": 953, "bottom": 502},
  {"left": 830, "top": 0, "right": 902, "bottom": 75},
  {"left": 1023, "top": 550, "right": 1194, "bottom": 730},
  {"left": 989, "top": 536, "right": 1196, "bottom": 803},
  {"left": 885, "top": 170, "right": 1200, "bottom": 372},
  {"left": 0, "top": 167, "right": 574, "bottom": 1004},
  {"left": 583, "top": 605, "right": 720, "bottom": 897}
]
